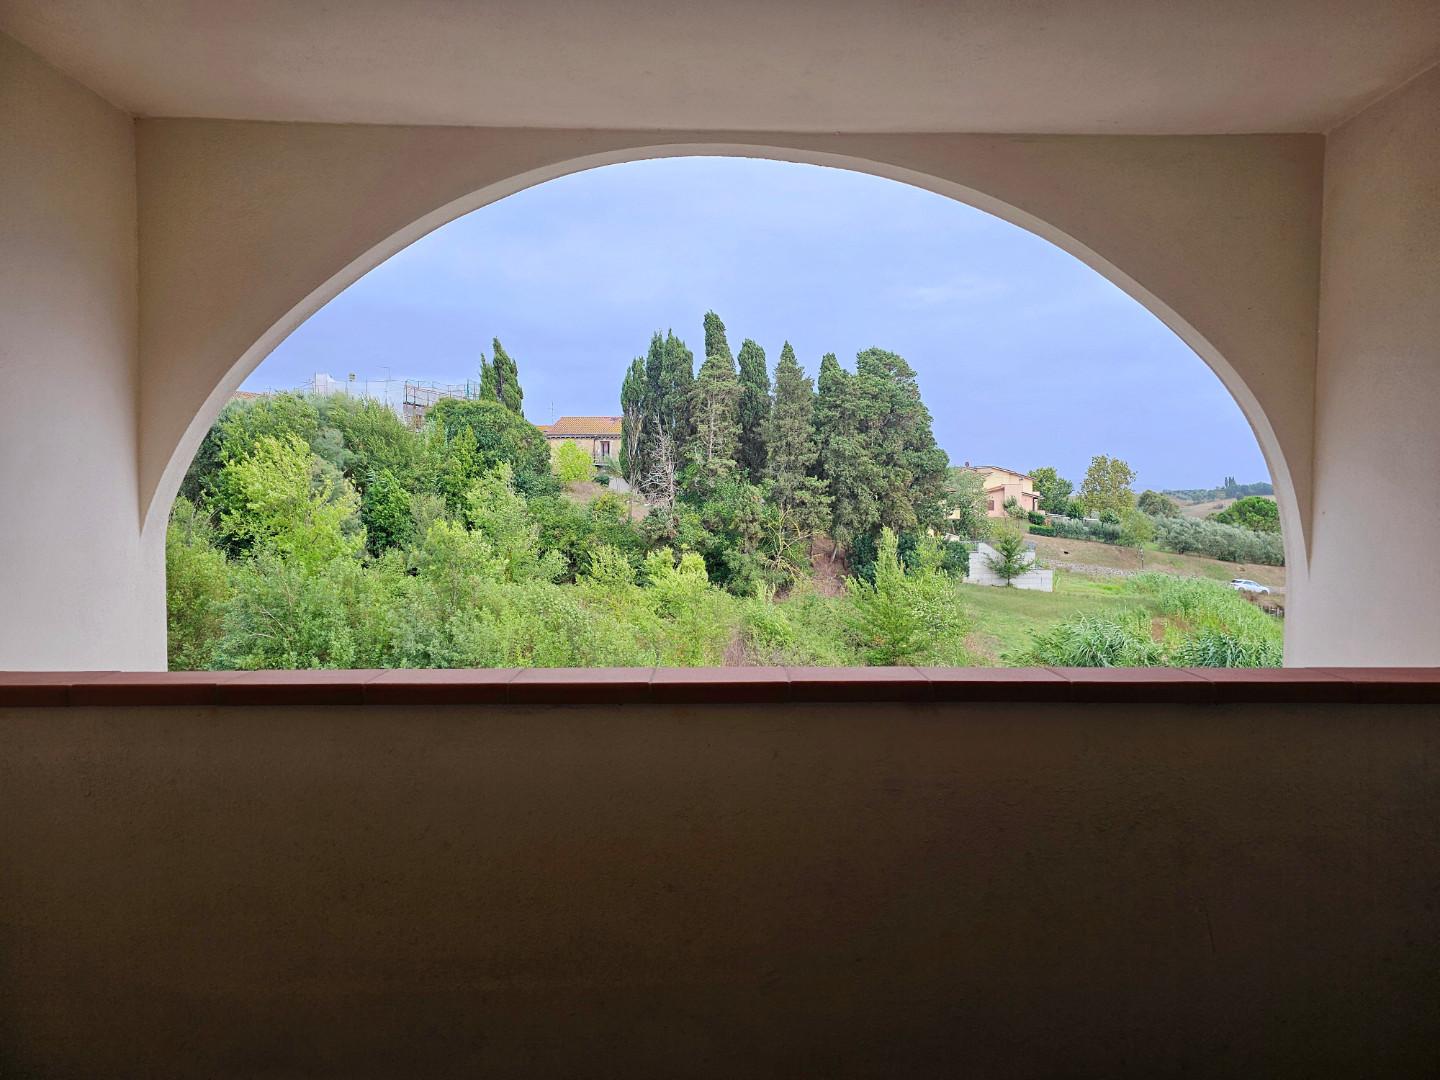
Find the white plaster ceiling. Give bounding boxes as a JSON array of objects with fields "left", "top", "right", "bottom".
[{"left": 2, "top": 0, "right": 1437, "bottom": 133}]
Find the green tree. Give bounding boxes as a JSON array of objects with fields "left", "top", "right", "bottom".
[
  {"left": 1118, "top": 507, "right": 1156, "bottom": 550},
  {"left": 216, "top": 434, "right": 364, "bottom": 570},
  {"left": 687, "top": 350, "right": 741, "bottom": 484},
  {"left": 489, "top": 337, "right": 524, "bottom": 414},
  {"left": 552, "top": 440, "right": 594, "bottom": 483},
  {"left": 360, "top": 467, "right": 413, "bottom": 555},
  {"left": 822, "top": 348, "right": 949, "bottom": 550},
  {"left": 1137, "top": 489, "right": 1181, "bottom": 517},
  {"left": 463, "top": 464, "right": 565, "bottom": 583},
  {"left": 165, "top": 497, "right": 231, "bottom": 669},
  {"left": 767, "top": 344, "right": 823, "bottom": 506},
  {"left": 736, "top": 338, "right": 771, "bottom": 481},
  {"left": 1211, "top": 495, "right": 1280, "bottom": 533},
  {"left": 619, "top": 356, "right": 647, "bottom": 484},
  {"left": 427, "top": 397, "right": 554, "bottom": 496},
  {"left": 703, "top": 310, "right": 732, "bottom": 366},
  {"left": 985, "top": 523, "right": 1032, "bottom": 586},
  {"left": 1029, "top": 466, "right": 1073, "bottom": 514},
  {"left": 844, "top": 528, "right": 970, "bottom": 665},
  {"left": 644, "top": 329, "right": 695, "bottom": 451},
  {"left": 1078, "top": 454, "right": 1137, "bottom": 517},
  {"left": 945, "top": 468, "right": 990, "bottom": 540}
]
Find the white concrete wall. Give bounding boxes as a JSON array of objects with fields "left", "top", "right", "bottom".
[
  {"left": 0, "top": 35, "right": 162, "bottom": 669},
  {"left": 1292, "top": 63, "right": 1440, "bottom": 665}
]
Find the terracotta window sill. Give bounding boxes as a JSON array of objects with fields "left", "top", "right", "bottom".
[{"left": 1, "top": 667, "right": 1437, "bottom": 707}]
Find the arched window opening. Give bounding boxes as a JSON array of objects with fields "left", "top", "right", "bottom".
[{"left": 166, "top": 158, "right": 1284, "bottom": 672}]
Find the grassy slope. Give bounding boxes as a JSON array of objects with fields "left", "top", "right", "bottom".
[
  {"left": 962, "top": 572, "right": 1152, "bottom": 664},
  {"left": 1028, "top": 532, "right": 1287, "bottom": 589}
]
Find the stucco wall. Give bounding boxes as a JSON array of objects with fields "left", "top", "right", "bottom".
[
  {"left": 1, "top": 700, "right": 1435, "bottom": 1076},
  {"left": 1295, "top": 64, "right": 1440, "bottom": 665},
  {"left": 0, "top": 35, "right": 161, "bottom": 669}
]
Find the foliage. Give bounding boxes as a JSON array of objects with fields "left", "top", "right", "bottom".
[
  {"left": 645, "top": 329, "right": 696, "bottom": 454},
  {"left": 1162, "top": 479, "right": 1274, "bottom": 502},
  {"left": 1118, "top": 507, "right": 1156, "bottom": 548},
  {"left": 360, "top": 467, "right": 414, "bottom": 555},
  {"left": 767, "top": 342, "right": 820, "bottom": 508},
  {"left": 1211, "top": 495, "right": 1280, "bottom": 533},
  {"left": 1010, "top": 610, "right": 1164, "bottom": 667},
  {"left": 736, "top": 337, "right": 772, "bottom": 482},
  {"left": 1137, "top": 489, "right": 1180, "bottom": 517},
  {"left": 619, "top": 356, "right": 646, "bottom": 484},
  {"left": 165, "top": 498, "right": 231, "bottom": 670},
  {"left": 1003, "top": 495, "right": 1025, "bottom": 519},
  {"left": 427, "top": 397, "right": 555, "bottom": 496},
  {"left": 944, "top": 468, "right": 990, "bottom": 540},
  {"left": 216, "top": 433, "right": 364, "bottom": 569},
  {"left": 687, "top": 350, "right": 742, "bottom": 486},
  {"left": 1029, "top": 465, "right": 1073, "bottom": 514},
  {"left": 985, "top": 523, "right": 1032, "bottom": 585},
  {"left": 479, "top": 337, "right": 524, "bottom": 414},
  {"left": 1027, "top": 510, "right": 1046, "bottom": 526},
  {"left": 1027, "top": 523, "right": 1055, "bottom": 537},
  {"left": 1078, "top": 454, "right": 1137, "bottom": 517},
  {"left": 844, "top": 529, "right": 971, "bottom": 665},
  {"left": 1153, "top": 515, "right": 1285, "bottom": 565},
  {"left": 1008, "top": 573, "right": 1281, "bottom": 667},
  {"left": 1049, "top": 514, "right": 1125, "bottom": 545},
  {"left": 819, "top": 348, "right": 949, "bottom": 550},
  {"left": 552, "top": 440, "right": 594, "bottom": 483}
]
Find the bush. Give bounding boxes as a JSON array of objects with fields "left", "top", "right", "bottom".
[
  {"left": 1049, "top": 515, "right": 1124, "bottom": 545},
  {"left": 1153, "top": 516, "right": 1284, "bottom": 565},
  {"left": 1210, "top": 495, "right": 1280, "bottom": 534},
  {"left": 1009, "top": 610, "right": 1163, "bottom": 667},
  {"left": 1027, "top": 510, "right": 1046, "bottom": 525},
  {"left": 1027, "top": 523, "right": 1055, "bottom": 537},
  {"left": 552, "top": 440, "right": 594, "bottom": 483}
]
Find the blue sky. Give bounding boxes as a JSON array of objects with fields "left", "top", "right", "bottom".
[{"left": 245, "top": 156, "right": 1267, "bottom": 491}]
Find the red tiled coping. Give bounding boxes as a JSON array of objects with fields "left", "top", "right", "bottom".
[{"left": 1, "top": 668, "right": 1437, "bottom": 707}]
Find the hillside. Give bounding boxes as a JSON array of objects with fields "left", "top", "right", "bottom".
[{"left": 1028, "top": 531, "right": 1286, "bottom": 590}]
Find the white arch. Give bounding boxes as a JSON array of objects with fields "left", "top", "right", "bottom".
[{"left": 137, "top": 126, "right": 1319, "bottom": 587}]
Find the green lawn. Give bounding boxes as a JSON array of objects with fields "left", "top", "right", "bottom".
[{"left": 962, "top": 571, "right": 1153, "bottom": 664}]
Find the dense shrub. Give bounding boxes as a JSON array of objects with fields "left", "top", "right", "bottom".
[
  {"left": 1026, "top": 510, "right": 1046, "bottom": 525},
  {"left": 1210, "top": 495, "right": 1280, "bottom": 533},
  {"left": 1027, "top": 523, "right": 1055, "bottom": 537},
  {"left": 1010, "top": 610, "right": 1163, "bottom": 667},
  {"left": 1049, "top": 515, "right": 1124, "bottom": 545},
  {"left": 1154, "top": 516, "right": 1284, "bottom": 565}
]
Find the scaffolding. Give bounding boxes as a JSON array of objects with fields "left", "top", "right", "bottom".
[{"left": 402, "top": 380, "right": 480, "bottom": 429}]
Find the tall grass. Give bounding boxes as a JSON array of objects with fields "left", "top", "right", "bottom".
[{"left": 1007, "top": 573, "right": 1282, "bottom": 667}]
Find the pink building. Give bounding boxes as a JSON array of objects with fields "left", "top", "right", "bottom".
[{"left": 956, "top": 463, "right": 1041, "bottom": 517}]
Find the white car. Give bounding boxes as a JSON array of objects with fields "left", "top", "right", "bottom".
[{"left": 1230, "top": 578, "right": 1271, "bottom": 594}]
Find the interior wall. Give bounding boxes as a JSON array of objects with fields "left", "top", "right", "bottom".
[
  {"left": 0, "top": 33, "right": 162, "bottom": 669},
  {"left": 1, "top": 700, "right": 1436, "bottom": 1077},
  {"left": 1296, "top": 63, "right": 1440, "bottom": 665}
]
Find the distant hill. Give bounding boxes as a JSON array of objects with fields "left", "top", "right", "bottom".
[{"left": 1162, "top": 477, "right": 1273, "bottom": 503}]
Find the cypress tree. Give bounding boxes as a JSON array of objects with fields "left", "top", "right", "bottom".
[
  {"left": 703, "top": 310, "right": 733, "bottom": 365},
  {"left": 644, "top": 330, "right": 694, "bottom": 449},
  {"left": 736, "top": 338, "right": 771, "bottom": 482},
  {"left": 619, "top": 356, "right": 646, "bottom": 484},
  {"left": 851, "top": 347, "right": 949, "bottom": 534},
  {"left": 767, "top": 343, "right": 818, "bottom": 504},
  {"left": 478, "top": 354, "right": 497, "bottom": 403},
  {"left": 688, "top": 352, "right": 741, "bottom": 482},
  {"left": 490, "top": 337, "right": 524, "bottom": 414}
]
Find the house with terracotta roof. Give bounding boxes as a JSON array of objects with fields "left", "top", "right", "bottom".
[
  {"left": 538, "top": 416, "right": 623, "bottom": 465},
  {"left": 953, "top": 463, "right": 1041, "bottom": 518}
]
